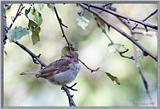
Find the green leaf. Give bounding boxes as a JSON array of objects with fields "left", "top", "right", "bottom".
[
  {"left": 31, "top": 27, "right": 40, "bottom": 45},
  {"left": 25, "top": 7, "right": 31, "bottom": 18},
  {"left": 76, "top": 16, "right": 90, "bottom": 30},
  {"left": 108, "top": 43, "right": 113, "bottom": 47},
  {"left": 25, "top": 7, "right": 42, "bottom": 26},
  {"left": 61, "top": 46, "right": 70, "bottom": 57},
  {"left": 95, "top": 16, "right": 105, "bottom": 29},
  {"left": 105, "top": 72, "right": 120, "bottom": 85},
  {"left": 47, "top": 3, "right": 55, "bottom": 10},
  {"left": 25, "top": 7, "right": 42, "bottom": 45},
  {"left": 5, "top": 4, "right": 12, "bottom": 10},
  {"left": 7, "top": 26, "right": 29, "bottom": 42},
  {"left": 28, "top": 20, "right": 41, "bottom": 45},
  {"left": 4, "top": 50, "right": 7, "bottom": 55}
]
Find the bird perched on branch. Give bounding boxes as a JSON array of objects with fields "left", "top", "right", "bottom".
[{"left": 20, "top": 50, "right": 81, "bottom": 85}]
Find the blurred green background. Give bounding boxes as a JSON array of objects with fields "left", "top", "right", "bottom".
[{"left": 4, "top": 3, "right": 157, "bottom": 106}]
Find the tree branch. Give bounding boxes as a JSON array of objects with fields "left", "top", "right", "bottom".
[
  {"left": 3, "top": 3, "right": 24, "bottom": 44},
  {"left": 133, "top": 46, "right": 154, "bottom": 105},
  {"left": 52, "top": 5, "right": 79, "bottom": 106},
  {"left": 61, "top": 85, "right": 77, "bottom": 107},
  {"left": 53, "top": 4, "right": 106, "bottom": 106},
  {"left": 143, "top": 9, "right": 158, "bottom": 22},
  {"left": 3, "top": 4, "right": 47, "bottom": 68},
  {"left": 7, "top": 3, "right": 25, "bottom": 31},
  {"left": 111, "top": 4, "right": 155, "bottom": 104},
  {"left": 13, "top": 41, "right": 47, "bottom": 68},
  {"left": 83, "top": 3, "right": 158, "bottom": 30},
  {"left": 79, "top": 4, "right": 157, "bottom": 62},
  {"left": 53, "top": 6, "right": 72, "bottom": 47},
  {"left": 97, "top": 4, "right": 155, "bottom": 105},
  {"left": 53, "top": 4, "right": 100, "bottom": 73},
  {"left": 53, "top": 5, "right": 102, "bottom": 105},
  {"left": 108, "top": 6, "right": 155, "bottom": 39},
  {"left": 132, "top": 9, "right": 157, "bottom": 31},
  {"left": 95, "top": 17, "right": 134, "bottom": 60},
  {"left": 78, "top": 59, "right": 100, "bottom": 73}
]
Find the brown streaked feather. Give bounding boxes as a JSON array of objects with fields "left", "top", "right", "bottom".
[
  {"left": 40, "top": 67, "right": 58, "bottom": 74},
  {"left": 38, "top": 58, "right": 71, "bottom": 78},
  {"left": 47, "top": 58, "right": 72, "bottom": 68}
]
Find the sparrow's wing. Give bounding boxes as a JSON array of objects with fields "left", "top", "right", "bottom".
[
  {"left": 37, "top": 59, "right": 71, "bottom": 78},
  {"left": 47, "top": 58, "right": 71, "bottom": 68}
]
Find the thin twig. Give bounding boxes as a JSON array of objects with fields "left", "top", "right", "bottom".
[
  {"left": 94, "top": 17, "right": 113, "bottom": 44},
  {"left": 7, "top": 3, "right": 24, "bottom": 31},
  {"left": 80, "top": 4, "right": 157, "bottom": 62},
  {"left": 133, "top": 46, "right": 154, "bottom": 105},
  {"left": 108, "top": 5, "right": 152, "bottom": 35},
  {"left": 61, "top": 85, "right": 77, "bottom": 107},
  {"left": 118, "top": 49, "right": 134, "bottom": 60},
  {"left": 3, "top": 3, "right": 24, "bottom": 44},
  {"left": 113, "top": 4, "right": 155, "bottom": 103},
  {"left": 132, "top": 9, "right": 158, "bottom": 30},
  {"left": 52, "top": 5, "right": 78, "bottom": 106},
  {"left": 107, "top": 5, "right": 154, "bottom": 105},
  {"left": 14, "top": 41, "right": 46, "bottom": 68},
  {"left": 95, "top": 17, "right": 134, "bottom": 60},
  {"left": 53, "top": 6, "right": 71, "bottom": 47},
  {"left": 53, "top": 4, "right": 102, "bottom": 106},
  {"left": 78, "top": 59, "right": 100, "bottom": 73},
  {"left": 82, "top": 3, "right": 158, "bottom": 30},
  {"left": 94, "top": 4, "right": 155, "bottom": 104},
  {"left": 54, "top": 5, "right": 99, "bottom": 73},
  {"left": 143, "top": 9, "right": 158, "bottom": 22},
  {"left": 65, "top": 83, "right": 78, "bottom": 91}
]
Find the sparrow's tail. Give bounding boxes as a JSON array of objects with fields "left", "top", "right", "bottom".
[{"left": 20, "top": 69, "right": 41, "bottom": 76}]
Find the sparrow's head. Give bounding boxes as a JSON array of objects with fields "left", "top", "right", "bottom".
[{"left": 65, "top": 51, "right": 79, "bottom": 62}]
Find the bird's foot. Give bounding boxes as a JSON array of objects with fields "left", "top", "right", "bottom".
[{"left": 64, "top": 82, "right": 78, "bottom": 91}]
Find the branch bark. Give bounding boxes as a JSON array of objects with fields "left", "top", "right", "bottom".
[
  {"left": 107, "top": 5, "right": 155, "bottom": 105},
  {"left": 13, "top": 41, "right": 47, "bottom": 68},
  {"left": 53, "top": 6, "right": 71, "bottom": 47},
  {"left": 61, "top": 85, "right": 77, "bottom": 107},
  {"left": 133, "top": 46, "right": 154, "bottom": 105},
  {"left": 83, "top": 3, "right": 158, "bottom": 30},
  {"left": 7, "top": 3, "right": 24, "bottom": 31},
  {"left": 79, "top": 4, "right": 157, "bottom": 62},
  {"left": 53, "top": 5, "right": 77, "bottom": 107}
]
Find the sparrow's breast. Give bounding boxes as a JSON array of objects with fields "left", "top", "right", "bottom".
[{"left": 70, "top": 62, "right": 81, "bottom": 74}]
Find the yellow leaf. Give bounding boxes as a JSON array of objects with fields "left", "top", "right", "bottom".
[
  {"left": 95, "top": 16, "right": 105, "bottom": 28},
  {"left": 105, "top": 72, "right": 120, "bottom": 85},
  {"left": 61, "top": 46, "right": 70, "bottom": 57}
]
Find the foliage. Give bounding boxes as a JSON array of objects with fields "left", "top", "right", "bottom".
[
  {"left": 25, "top": 6, "right": 42, "bottom": 45},
  {"left": 7, "top": 26, "right": 29, "bottom": 42},
  {"left": 105, "top": 72, "right": 120, "bottom": 85}
]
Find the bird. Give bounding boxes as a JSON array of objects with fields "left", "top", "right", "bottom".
[{"left": 20, "top": 50, "right": 81, "bottom": 85}]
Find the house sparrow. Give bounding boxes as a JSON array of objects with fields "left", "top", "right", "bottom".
[{"left": 20, "top": 51, "right": 81, "bottom": 85}]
